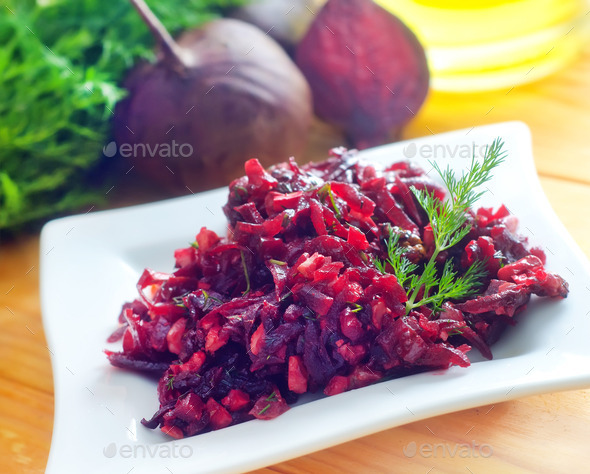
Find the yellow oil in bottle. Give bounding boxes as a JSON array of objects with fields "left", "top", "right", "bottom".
[{"left": 376, "top": 0, "right": 589, "bottom": 91}]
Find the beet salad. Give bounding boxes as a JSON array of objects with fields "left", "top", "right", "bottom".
[{"left": 106, "top": 143, "right": 568, "bottom": 439}]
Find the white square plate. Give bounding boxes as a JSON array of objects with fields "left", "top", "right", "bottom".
[{"left": 41, "top": 122, "right": 590, "bottom": 473}]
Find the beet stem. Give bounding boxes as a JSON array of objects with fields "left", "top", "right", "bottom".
[{"left": 129, "top": 0, "right": 188, "bottom": 71}]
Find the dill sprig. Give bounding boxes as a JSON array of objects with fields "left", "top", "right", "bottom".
[
  {"left": 318, "top": 183, "right": 342, "bottom": 219},
  {"left": 414, "top": 138, "right": 507, "bottom": 254},
  {"left": 377, "top": 138, "right": 506, "bottom": 315},
  {"left": 165, "top": 374, "right": 175, "bottom": 391},
  {"left": 375, "top": 232, "right": 418, "bottom": 289},
  {"left": 258, "top": 391, "right": 278, "bottom": 416},
  {"left": 240, "top": 250, "right": 251, "bottom": 296}
]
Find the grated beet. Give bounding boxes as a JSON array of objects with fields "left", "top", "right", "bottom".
[{"left": 106, "top": 149, "right": 568, "bottom": 438}]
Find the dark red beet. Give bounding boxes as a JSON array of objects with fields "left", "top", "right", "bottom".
[
  {"left": 498, "top": 255, "right": 569, "bottom": 298},
  {"left": 296, "top": 0, "right": 429, "bottom": 148},
  {"left": 114, "top": 0, "right": 312, "bottom": 192}
]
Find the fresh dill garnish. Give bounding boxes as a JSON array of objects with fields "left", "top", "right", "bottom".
[
  {"left": 257, "top": 391, "right": 278, "bottom": 416},
  {"left": 166, "top": 374, "right": 175, "bottom": 391},
  {"left": 412, "top": 138, "right": 506, "bottom": 254},
  {"left": 375, "top": 232, "right": 418, "bottom": 290},
  {"left": 282, "top": 213, "right": 291, "bottom": 228},
  {"left": 349, "top": 302, "right": 363, "bottom": 313},
  {"left": 233, "top": 185, "right": 248, "bottom": 202},
  {"left": 359, "top": 251, "right": 369, "bottom": 263},
  {"left": 376, "top": 138, "right": 506, "bottom": 315},
  {"left": 201, "top": 289, "right": 223, "bottom": 311},
  {"left": 447, "top": 327, "right": 466, "bottom": 337},
  {"left": 319, "top": 183, "right": 342, "bottom": 219},
  {"left": 279, "top": 291, "right": 293, "bottom": 302},
  {"left": 240, "top": 250, "right": 251, "bottom": 296},
  {"left": 202, "top": 289, "right": 211, "bottom": 311},
  {"left": 172, "top": 295, "right": 187, "bottom": 308}
]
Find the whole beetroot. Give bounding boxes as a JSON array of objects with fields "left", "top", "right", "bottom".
[
  {"left": 114, "top": 0, "right": 312, "bottom": 192},
  {"left": 296, "top": 0, "right": 429, "bottom": 149}
]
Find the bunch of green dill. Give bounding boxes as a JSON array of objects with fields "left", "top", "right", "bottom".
[{"left": 0, "top": 0, "right": 245, "bottom": 234}]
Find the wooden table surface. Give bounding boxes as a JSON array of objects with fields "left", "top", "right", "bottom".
[{"left": 2, "top": 44, "right": 590, "bottom": 474}]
